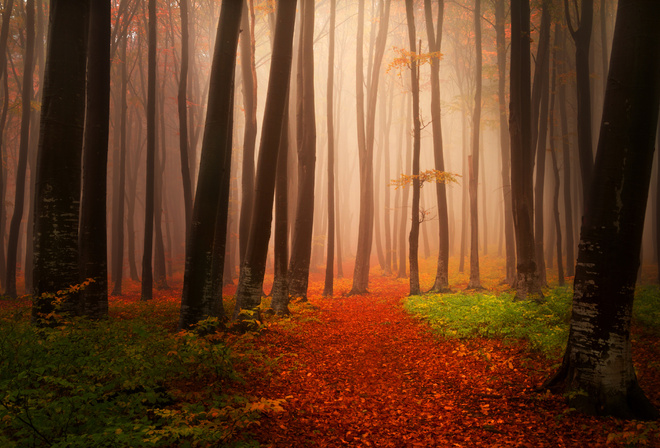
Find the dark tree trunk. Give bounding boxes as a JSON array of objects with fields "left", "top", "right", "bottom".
[
  {"left": 79, "top": 0, "right": 110, "bottom": 318},
  {"left": 549, "top": 23, "right": 565, "bottom": 287},
  {"left": 5, "top": 0, "right": 34, "bottom": 298},
  {"left": 558, "top": 27, "right": 575, "bottom": 277},
  {"left": 112, "top": 35, "right": 128, "bottom": 295},
  {"left": 424, "top": 0, "right": 450, "bottom": 292},
  {"left": 467, "top": 0, "right": 482, "bottom": 290},
  {"left": 533, "top": 0, "right": 552, "bottom": 288},
  {"left": 0, "top": 56, "right": 9, "bottom": 291},
  {"left": 545, "top": 0, "right": 660, "bottom": 419},
  {"left": 141, "top": 0, "right": 157, "bottom": 302},
  {"left": 234, "top": 0, "right": 297, "bottom": 318},
  {"left": 288, "top": 0, "right": 316, "bottom": 301},
  {"left": 398, "top": 97, "right": 411, "bottom": 279},
  {"left": 565, "top": 0, "right": 594, "bottom": 207},
  {"left": 179, "top": 1, "right": 242, "bottom": 329},
  {"left": 32, "top": 0, "right": 89, "bottom": 320},
  {"left": 238, "top": 0, "right": 258, "bottom": 267},
  {"left": 324, "top": 0, "right": 336, "bottom": 297},
  {"left": 177, "top": 0, "right": 193, "bottom": 231},
  {"left": 154, "top": 99, "right": 168, "bottom": 290},
  {"left": 509, "top": 0, "right": 542, "bottom": 300},
  {"left": 405, "top": 0, "right": 421, "bottom": 295}
]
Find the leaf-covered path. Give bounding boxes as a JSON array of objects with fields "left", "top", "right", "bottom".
[{"left": 232, "top": 276, "right": 659, "bottom": 447}]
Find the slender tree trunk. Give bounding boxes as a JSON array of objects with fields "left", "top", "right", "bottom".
[
  {"left": 383, "top": 86, "right": 393, "bottom": 276},
  {"left": 424, "top": 0, "right": 449, "bottom": 291},
  {"left": 546, "top": 0, "right": 660, "bottom": 419},
  {"left": 32, "top": 0, "right": 89, "bottom": 319},
  {"left": 324, "top": 0, "right": 336, "bottom": 297},
  {"left": 398, "top": 96, "right": 411, "bottom": 279},
  {"left": 405, "top": 0, "right": 421, "bottom": 295},
  {"left": 5, "top": 0, "right": 34, "bottom": 297},
  {"left": 141, "top": 0, "right": 157, "bottom": 301},
  {"left": 79, "top": 0, "right": 110, "bottom": 317},
  {"left": 238, "top": 0, "right": 258, "bottom": 267},
  {"left": 179, "top": 0, "right": 242, "bottom": 328},
  {"left": 565, "top": 0, "right": 594, "bottom": 207},
  {"left": 558, "top": 27, "right": 575, "bottom": 277},
  {"left": 0, "top": 56, "right": 9, "bottom": 291},
  {"left": 510, "top": 0, "right": 542, "bottom": 300},
  {"left": 178, "top": 0, "right": 193, "bottom": 231},
  {"left": 467, "top": 0, "right": 482, "bottom": 290},
  {"left": 288, "top": 0, "right": 316, "bottom": 301}
]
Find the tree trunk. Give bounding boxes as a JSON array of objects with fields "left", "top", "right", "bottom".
[
  {"left": 32, "top": 0, "right": 89, "bottom": 320},
  {"left": 509, "top": 0, "right": 542, "bottom": 301},
  {"left": 238, "top": 0, "right": 258, "bottom": 267},
  {"left": 5, "top": 0, "right": 34, "bottom": 297},
  {"left": 424, "top": 0, "right": 450, "bottom": 291},
  {"left": 141, "top": 0, "right": 157, "bottom": 302},
  {"left": 233, "top": 0, "right": 297, "bottom": 318},
  {"left": 565, "top": 0, "right": 594, "bottom": 207},
  {"left": 467, "top": 0, "right": 482, "bottom": 290},
  {"left": 177, "top": 0, "right": 193, "bottom": 231},
  {"left": 79, "top": 0, "right": 110, "bottom": 318},
  {"left": 324, "top": 0, "right": 336, "bottom": 297},
  {"left": 288, "top": 0, "right": 316, "bottom": 301},
  {"left": 545, "top": 0, "right": 660, "bottom": 419},
  {"left": 179, "top": 0, "right": 242, "bottom": 329}
]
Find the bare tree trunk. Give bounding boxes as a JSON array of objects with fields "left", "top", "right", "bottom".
[
  {"left": 177, "top": 0, "right": 193, "bottom": 231},
  {"left": 467, "top": 0, "right": 482, "bottom": 290},
  {"left": 324, "top": 0, "right": 336, "bottom": 296}
]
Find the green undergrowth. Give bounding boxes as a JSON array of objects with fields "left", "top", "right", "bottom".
[
  {"left": 405, "top": 284, "right": 660, "bottom": 357},
  {"left": 0, "top": 295, "right": 286, "bottom": 448}
]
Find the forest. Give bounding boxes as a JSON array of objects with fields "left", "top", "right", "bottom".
[{"left": 1, "top": 0, "right": 660, "bottom": 446}]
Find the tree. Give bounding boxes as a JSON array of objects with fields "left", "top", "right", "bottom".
[
  {"left": 177, "top": 0, "right": 193, "bottom": 230},
  {"left": 5, "top": 0, "right": 35, "bottom": 298},
  {"left": 546, "top": 0, "right": 660, "bottom": 419},
  {"left": 509, "top": 0, "right": 542, "bottom": 301},
  {"left": 288, "top": 0, "right": 316, "bottom": 301},
  {"left": 79, "top": 0, "right": 111, "bottom": 318},
  {"left": 467, "top": 0, "right": 482, "bottom": 290},
  {"left": 233, "top": 0, "right": 297, "bottom": 319},
  {"left": 324, "top": 0, "right": 337, "bottom": 297},
  {"left": 424, "top": 0, "right": 450, "bottom": 292},
  {"left": 494, "top": 0, "right": 515, "bottom": 286},
  {"left": 238, "top": 0, "right": 258, "bottom": 267},
  {"left": 141, "top": 0, "right": 157, "bottom": 302},
  {"left": 565, "top": 0, "right": 594, "bottom": 206},
  {"left": 179, "top": 0, "right": 243, "bottom": 329},
  {"left": 32, "top": 0, "right": 89, "bottom": 319},
  {"left": 405, "top": 0, "right": 421, "bottom": 296}
]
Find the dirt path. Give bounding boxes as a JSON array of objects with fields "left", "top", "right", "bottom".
[{"left": 232, "top": 276, "right": 655, "bottom": 447}]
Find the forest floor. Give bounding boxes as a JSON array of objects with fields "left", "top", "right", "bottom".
[{"left": 223, "top": 266, "right": 660, "bottom": 448}]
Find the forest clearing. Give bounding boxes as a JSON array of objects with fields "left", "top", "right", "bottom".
[{"left": 2, "top": 257, "right": 659, "bottom": 447}]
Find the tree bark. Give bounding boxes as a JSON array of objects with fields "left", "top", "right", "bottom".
[
  {"left": 233, "top": 0, "right": 297, "bottom": 318},
  {"left": 79, "top": 0, "right": 110, "bottom": 318},
  {"left": 324, "top": 0, "right": 336, "bottom": 297},
  {"left": 32, "top": 0, "right": 89, "bottom": 320},
  {"left": 179, "top": 0, "right": 242, "bottom": 329},
  {"left": 509, "top": 0, "right": 542, "bottom": 301},
  {"left": 288, "top": 0, "right": 316, "bottom": 301},
  {"left": 545, "top": 0, "right": 660, "bottom": 419},
  {"left": 177, "top": 0, "right": 193, "bottom": 232}
]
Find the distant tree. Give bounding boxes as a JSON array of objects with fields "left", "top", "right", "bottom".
[
  {"left": 179, "top": 0, "right": 243, "bottom": 329},
  {"left": 233, "top": 0, "right": 297, "bottom": 319},
  {"left": 5, "top": 0, "right": 35, "bottom": 298},
  {"left": 79, "top": 0, "right": 111, "bottom": 318},
  {"left": 32, "top": 0, "right": 89, "bottom": 320},
  {"left": 509, "top": 0, "right": 542, "bottom": 300},
  {"left": 546, "top": 0, "right": 660, "bottom": 419},
  {"left": 177, "top": 0, "right": 193, "bottom": 231}
]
